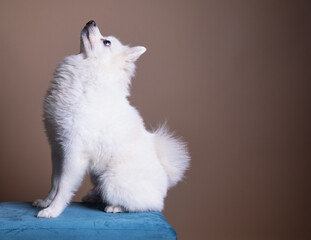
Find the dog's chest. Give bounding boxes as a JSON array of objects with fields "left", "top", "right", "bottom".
[{"left": 44, "top": 66, "right": 125, "bottom": 135}]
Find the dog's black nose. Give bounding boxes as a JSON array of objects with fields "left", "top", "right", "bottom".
[{"left": 86, "top": 20, "right": 96, "bottom": 26}]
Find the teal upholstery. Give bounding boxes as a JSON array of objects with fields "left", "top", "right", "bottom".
[{"left": 0, "top": 202, "right": 176, "bottom": 240}]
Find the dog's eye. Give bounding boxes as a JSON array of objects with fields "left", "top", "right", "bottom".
[{"left": 103, "top": 40, "right": 111, "bottom": 46}]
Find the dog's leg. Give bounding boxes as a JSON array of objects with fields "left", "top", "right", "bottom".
[
  {"left": 82, "top": 173, "right": 101, "bottom": 203},
  {"left": 37, "top": 150, "right": 87, "bottom": 218},
  {"left": 82, "top": 187, "right": 101, "bottom": 203},
  {"left": 33, "top": 145, "right": 62, "bottom": 208}
]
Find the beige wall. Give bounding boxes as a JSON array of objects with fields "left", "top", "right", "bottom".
[{"left": 0, "top": 1, "right": 310, "bottom": 239}]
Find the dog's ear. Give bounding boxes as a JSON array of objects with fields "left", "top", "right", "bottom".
[{"left": 125, "top": 46, "right": 146, "bottom": 62}]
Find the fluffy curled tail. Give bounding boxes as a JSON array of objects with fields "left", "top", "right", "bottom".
[{"left": 153, "top": 124, "right": 190, "bottom": 189}]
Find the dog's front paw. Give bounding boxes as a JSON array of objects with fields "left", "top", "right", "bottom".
[
  {"left": 32, "top": 199, "right": 50, "bottom": 208},
  {"left": 104, "top": 205, "right": 125, "bottom": 213},
  {"left": 37, "top": 207, "right": 60, "bottom": 218}
]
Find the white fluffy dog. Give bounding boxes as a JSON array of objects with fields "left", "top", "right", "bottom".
[{"left": 33, "top": 20, "right": 190, "bottom": 218}]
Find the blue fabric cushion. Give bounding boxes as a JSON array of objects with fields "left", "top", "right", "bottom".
[{"left": 0, "top": 202, "right": 176, "bottom": 240}]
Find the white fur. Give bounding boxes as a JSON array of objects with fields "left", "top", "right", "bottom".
[{"left": 33, "top": 21, "right": 190, "bottom": 218}]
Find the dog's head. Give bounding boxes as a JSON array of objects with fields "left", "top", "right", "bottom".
[{"left": 80, "top": 20, "right": 146, "bottom": 73}]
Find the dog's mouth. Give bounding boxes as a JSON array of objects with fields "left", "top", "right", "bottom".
[
  {"left": 85, "top": 27, "right": 90, "bottom": 40},
  {"left": 81, "top": 20, "right": 97, "bottom": 49}
]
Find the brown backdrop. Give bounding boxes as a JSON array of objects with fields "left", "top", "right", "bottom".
[{"left": 0, "top": 1, "right": 310, "bottom": 239}]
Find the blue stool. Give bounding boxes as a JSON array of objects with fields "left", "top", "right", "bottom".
[{"left": 0, "top": 202, "right": 177, "bottom": 240}]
